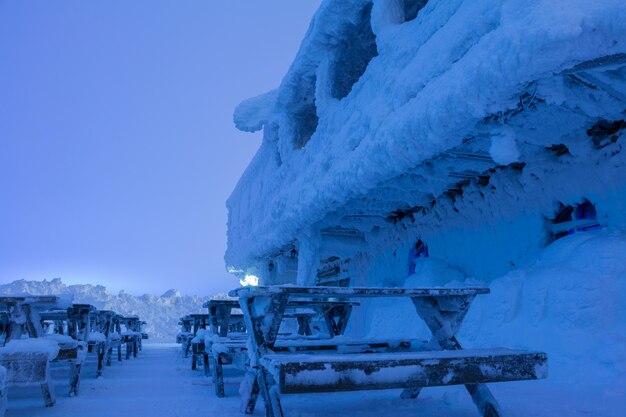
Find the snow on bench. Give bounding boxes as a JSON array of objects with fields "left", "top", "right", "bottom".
[
  {"left": 260, "top": 348, "right": 547, "bottom": 394},
  {"left": 43, "top": 334, "right": 86, "bottom": 396},
  {"left": 0, "top": 339, "right": 59, "bottom": 407},
  {"left": 190, "top": 329, "right": 210, "bottom": 374}
]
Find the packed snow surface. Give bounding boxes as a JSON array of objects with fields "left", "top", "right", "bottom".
[{"left": 1, "top": 343, "right": 622, "bottom": 417}]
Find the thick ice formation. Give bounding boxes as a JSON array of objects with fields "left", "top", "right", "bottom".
[{"left": 227, "top": 0, "right": 626, "bottom": 272}]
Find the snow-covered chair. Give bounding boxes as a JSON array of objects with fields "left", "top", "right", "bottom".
[{"left": 0, "top": 339, "right": 60, "bottom": 408}]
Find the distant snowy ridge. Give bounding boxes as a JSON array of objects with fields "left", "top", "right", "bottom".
[{"left": 0, "top": 278, "right": 228, "bottom": 341}]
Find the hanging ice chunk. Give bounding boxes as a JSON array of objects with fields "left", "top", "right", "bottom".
[{"left": 489, "top": 126, "right": 520, "bottom": 165}]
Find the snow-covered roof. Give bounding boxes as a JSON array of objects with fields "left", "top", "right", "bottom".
[{"left": 226, "top": 0, "right": 626, "bottom": 272}]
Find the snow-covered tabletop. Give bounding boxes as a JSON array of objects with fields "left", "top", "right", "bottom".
[{"left": 230, "top": 286, "right": 489, "bottom": 298}]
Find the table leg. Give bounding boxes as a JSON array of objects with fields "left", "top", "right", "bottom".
[
  {"left": 400, "top": 387, "right": 422, "bottom": 399},
  {"left": 218, "top": 306, "right": 233, "bottom": 337},
  {"left": 335, "top": 305, "right": 352, "bottom": 336},
  {"left": 238, "top": 294, "right": 288, "bottom": 417},
  {"left": 240, "top": 371, "right": 260, "bottom": 414},
  {"left": 209, "top": 306, "right": 220, "bottom": 336},
  {"left": 411, "top": 295, "right": 504, "bottom": 417},
  {"left": 296, "top": 316, "right": 312, "bottom": 335}
]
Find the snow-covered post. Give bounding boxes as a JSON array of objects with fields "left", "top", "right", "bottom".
[{"left": 296, "top": 228, "right": 322, "bottom": 286}]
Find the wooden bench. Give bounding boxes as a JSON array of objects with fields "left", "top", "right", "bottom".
[
  {"left": 119, "top": 316, "right": 144, "bottom": 359},
  {"left": 90, "top": 310, "right": 123, "bottom": 370},
  {"left": 231, "top": 286, "right": 549, "bottom": 417},
  {"left": 261, "top": 349, "right": 546, "bottom": 394},
  {"left": 185, "top": 314, "right": 208, "bottom": 365},
  {"left": 177, "top": 316, "right": 195, "bottom": 357},
  {"left": 0, "top": 351, "right": 56, "bottom": 407},
  {"left": 0, "top": 296, "right": 75, "bottom": 405}
]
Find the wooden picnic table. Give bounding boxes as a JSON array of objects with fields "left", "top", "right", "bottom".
[
  {"left": 39, "top": 305, "right": 96, "bottom": 395},
  {"left": 0, "top": 296, "right": 71, "bottom": 407},
  {"left": 0, "top": 296, "right": 65, "bottom": 342},
  {"left": 230, "top": 286, "right": 548, "bottom": 417},
  {"left": 93, "top": 310, "right": 124, "bottom": 368},
  {"left": 205, "top": 297, "right": 361, "bottom": 398},
  {"left": 118, "top": 316, "right": 144, "bottom": 358}
]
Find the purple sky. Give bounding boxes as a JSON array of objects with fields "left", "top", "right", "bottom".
[{"left": 0, "top": 1, "right": 320, "bottom": 296}]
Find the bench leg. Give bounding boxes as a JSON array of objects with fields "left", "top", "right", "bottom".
[
  {"left": 203, "top": 353, "right": 211, "bottom": 377},
  {"left": 239, "top": 371, "right": 260, "bottom": 414},
  {"left": 118, "top": 345, "right": 123, "bottom": 362},
  {"left": 412, "top": 296, "right": 504, "bottom": 417},
  {"left": 212, "top": 356, "right": 225, "bottom": 398},
  {"left": 69, "top": 361, "right": 82, "bottom": 396},
  {"left": 191, "top": 353, "right": 197, "bottom": 371},
  {"left": 466, "top": 384, "right": 503, "bottom": 417},
  {"left": 106, "top": 347, "right": 113, "bottom": 366},
  {"left": 97, "top": 345, "right": 105, "bottom": 377},
  {"left": 41, "top": 379, "right": 56, "bottom": 407},
  {"left": 400, "top": 387, "right": 422, "bottom": 399},
  {"left": 126, "top": 343, "right": 132, "bottom": 360},
  {"left": 260, "top": 369, "right": 283, "bottom": 417},
  {"left": 134, "top": 341, "right": 138, "bottom": 358},
  {"left": 0, "top": 381, "right": 7, "bottom": 417}
]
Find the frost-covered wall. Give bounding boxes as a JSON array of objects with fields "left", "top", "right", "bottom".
[{"left": 227, "top": 0, "right": 626, "bottom": 283}]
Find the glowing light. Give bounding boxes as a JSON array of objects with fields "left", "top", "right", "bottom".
[{"left": 239, "top": 274, "right": 259, "bottom": 287}]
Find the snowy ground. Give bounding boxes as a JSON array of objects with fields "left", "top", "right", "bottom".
[{"left": 4, "top": 343, "right": 623, "bottom": 417}]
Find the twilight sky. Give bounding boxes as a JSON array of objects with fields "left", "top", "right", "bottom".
[{"left": 0, "top": 1, "right": 320, "bottom": 295}]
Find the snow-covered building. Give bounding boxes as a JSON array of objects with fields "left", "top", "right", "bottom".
[{"left": 227, "top": 0, "right": 626, "bottom": 291}]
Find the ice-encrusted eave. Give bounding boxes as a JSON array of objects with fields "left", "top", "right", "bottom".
[{"left": 226, "top": 0, "right": 626, "bottom": 272}]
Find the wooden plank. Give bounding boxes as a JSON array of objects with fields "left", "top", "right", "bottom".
[
  {"left": 203, "top": 299, "right": 240, "bottom": 309},
  {"left": 273, "top": 338, "right": 427, "bottom": 354},
  {"left": 230, "top": 286, "right": 489, "bottom": 298},
  {"left": 265, "top": 350, "right": 547, "bottom": 394}
]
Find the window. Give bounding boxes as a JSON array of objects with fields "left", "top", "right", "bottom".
[
  {"left": 316, "top": 256, "right": 351, "bottom": 287},
  {"left": 551, "top": 200, "right": 601, "bottom": 241}
]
